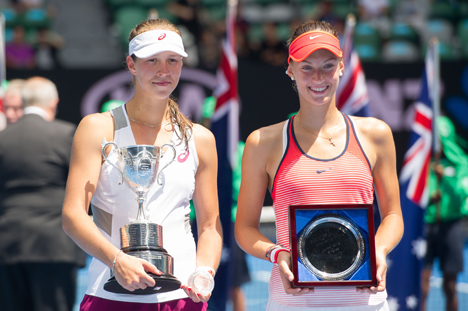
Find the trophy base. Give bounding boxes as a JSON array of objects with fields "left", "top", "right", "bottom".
[{"left": 103, "top": 273, "right": 182, "bottom": 295}]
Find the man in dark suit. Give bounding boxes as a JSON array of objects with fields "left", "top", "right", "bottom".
[{"left": 0, "top": 76, "right": 87, "bottom": 311}]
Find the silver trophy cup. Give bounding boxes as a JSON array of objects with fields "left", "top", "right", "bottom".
[{"left": 101, "top": 142, "right": 181, "bottom": 295}]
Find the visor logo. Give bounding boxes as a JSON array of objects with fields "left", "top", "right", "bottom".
[
  {"left": 158, "top": 33, "right": 166, "bottom": 40},
  {"left": 310, "top": 35, "right": 322, "bottom": 40}
]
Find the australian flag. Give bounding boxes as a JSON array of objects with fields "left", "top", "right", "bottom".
[
  {"left": 386, "top": 53, "right": 435, "bottom": 311},
  {"left": 209, "top": 0, "right": 239, "bottom": 310},
  {"left": 336, "top": 17, "right": 370, "bottom": 117}
]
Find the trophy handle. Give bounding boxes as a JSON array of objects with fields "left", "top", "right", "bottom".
[
  {"left": 156, "top": 144, "right": 176, "bottom": 185},
  {"left": 102, "top": 142, "right": 124, "bottom": 184}
]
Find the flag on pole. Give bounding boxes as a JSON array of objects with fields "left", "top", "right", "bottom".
[
  {"left": 386, "top": 46, "right": 437, "bottom": 311},
  {"left": 0, "top": 12, "right": 7, "bottom": 131},
  {"left": 210, "top": 1, "right": 239, "bottom": 310},
  {"left": 336, "top": 15, "right": 371, "bottom": 117}
]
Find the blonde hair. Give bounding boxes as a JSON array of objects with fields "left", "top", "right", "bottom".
[
  {"left": 129, "top": 18, "right": 193, "bottom": 149},
  {"left": 287, "top": 20, "right": 340, "bottom": 47}
]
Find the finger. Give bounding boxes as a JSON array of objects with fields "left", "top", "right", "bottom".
[{"left": 140, "top": 260, "right": 162, "bottom": 276}]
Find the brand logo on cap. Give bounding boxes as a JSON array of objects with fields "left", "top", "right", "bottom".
[
  {"left": 310, "top": 35, "right": 322, "bottom": 40},
  {"left": 158, "top": 33, "right": 166, "bottom": 40}
]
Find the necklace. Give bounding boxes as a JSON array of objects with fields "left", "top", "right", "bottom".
[
  {"left": 128, "top": 117, "right": 171, "bottom": 128},
  {"left": 297, "top": 114, "right": 341, "bottom": 147}
]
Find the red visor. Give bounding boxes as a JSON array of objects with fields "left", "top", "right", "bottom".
[{"left": 288, "top": 30, "right": 342, "bottom": 63}]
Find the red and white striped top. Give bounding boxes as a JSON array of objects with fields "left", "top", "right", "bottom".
[{"left": 270, "top": 114, "right": 387, "bottom": 307}]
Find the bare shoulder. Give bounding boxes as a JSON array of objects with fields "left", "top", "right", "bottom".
[
  {"left": 351, "top": 116, "right": 393, "bottom": 146},
  {"left": 246, "top": 120, "right": 286, "bottom": 149},
  {"left": 192, "top": 123, "right": 215, "bottom": 146},
  {"left": 75, "top": 112, "right": 114, "bottom": 145}
]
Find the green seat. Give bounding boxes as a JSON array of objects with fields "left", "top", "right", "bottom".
[
  {"left": 1, "top": 8, "right": 19, "bottom": 28},
  {"left": 332, "top": 3, "right": 357, "bottom": 20},
  {"left": 152, "top": 8, "right": 178, "bottom": 23},
  {"left": 134, "top": 0, "right": 169, "bottom": 9},
  {"left": 421, "top": 41, "right": 457, "bottom": 60},
  {"left": 389, "top": 22, "right": 418, "bottom": 44},
  {"left": 22, "top": 8, "right": 50, "bottom": 29},
  {"left": 276, "top": 23, "right": 291, "bottom": 42},
  {"left": 106, "top": 0, "right": 134, "bottom": 12},
  {"left": 354, "top": 22, "right": 381, "bottom": 46},
  {"left": 114, "top": 6, "right": 148, "bottom": 46},
  {"left": 247, "top": 23, "right": 264, "bottom": 44},
  {"left": 200, "top": 0, "right": 225, "bottom": 7},
  {"left": 355, "top": 43, "right": 380, "bottom": 61},
  {"left": 438, "top": 41, "right": 457, "bottom": 60},
  {"left": 457, "top": 19, "right": 468, "bottom": 44},
  {"left": 423, "top": 19, "right": 454, "bottom": 44},
  {"left": 429, "top": 1, "right": 457, "bottom": 22},
  {"left": 382, "top": 40, "right": 419, "bottom": 62},
  {"left": 206, "top": 6, "right": 227, "bottom": 22}
]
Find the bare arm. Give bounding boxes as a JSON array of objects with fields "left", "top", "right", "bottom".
[
  {"left": 235, "top": 126, "right": 310, "bottom": 296},
  {"left": 181, "top": 124, "right": 223, "bottom": 302},
  {"left": 62, "top": 113, "right": 159, "bottom": 292},
  {"left": 357, "top": 118, "right": 404, "bottom": 292}
]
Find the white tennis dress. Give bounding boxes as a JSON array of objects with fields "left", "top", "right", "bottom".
[{"left": 86, "top": 104, "right": 198, "bottom": 303}]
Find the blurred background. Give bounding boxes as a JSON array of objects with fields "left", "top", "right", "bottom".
[{"left": 1, "top": 0, "right": 468, "bottom": 310}]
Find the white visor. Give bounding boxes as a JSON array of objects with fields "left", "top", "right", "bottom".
[{"left": 129, "top": 29, "right": 188, "bottom": 58}]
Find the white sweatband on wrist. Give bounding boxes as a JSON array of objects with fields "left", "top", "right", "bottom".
[
  {"left": 129, "top": 29, "right": 188, "bottom": 58},
  {"left": 270, "top": 247, "right": 290, "bottom": 264}
]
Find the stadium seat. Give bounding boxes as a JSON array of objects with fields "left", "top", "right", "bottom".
[
  {"left": 421, "top": 19, "right": 454, "bottom": 45},
  {"left": 1, "top": 8, "right": 18, "bottom": 28},
  {"left": 354, "top": 22, "right": 381, "bottom": 47},
  {"left": 247, "top": 23, "right": 264, "bottom": 44},
  {"left": 382, "top": 40, "right": 419, "bottom": 62},
  {"left": 355, "top": 43, "right": 380, "bottom": 61},
  {"left": 200, "top": 0, "right": 226, "bottom": 7},
  {"left": 4, "top": 28, "right": 14, "bottom": 43},
  {"left": 421, "top": 41, "right": 458, "bottom": 60},
  {"left": 114, "top": 6, "right": 148, "bottom": 46},
  {"left": 22, "top": 8, "right": 50, "bottom": 29},
  {"left": 135, "top": 0, "right": 169, "bottom": 9},
  {"left": 389, "top": 22, "right": 418, "bottom": 44},
  {"left": 457, "top": 19, "right": 468, "bottom": 44},
  {"left": 276, "top": 23, "right": 291, "bottom": 42},
  {"left": 429, "top": 1, "right": 457, "bottom": 22},
  {"left": 105, "top": 0, "right": 134, "bottom": 12}
]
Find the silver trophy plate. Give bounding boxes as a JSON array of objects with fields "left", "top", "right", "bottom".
[{"left": 298, "top": 214, "right": 366, "bottom": 281}]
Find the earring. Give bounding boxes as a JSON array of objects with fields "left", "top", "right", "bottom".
[
  {"left": 339, "top": 72, "right": 343, "bottom": 76},
  {"left": 291, "top": 76, "right": 295, "bottom": 81}
]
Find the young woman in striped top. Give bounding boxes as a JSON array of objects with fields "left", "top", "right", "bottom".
[{"left": 235, "top": 20, "right": 403, "bottom": 310}]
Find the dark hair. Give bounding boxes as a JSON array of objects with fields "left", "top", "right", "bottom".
[
  {"left": 129, "top": 18, "right": 193, "bottom": 149},
  {"left": 287, "top": 20, "right": 339, "bottom": 47}
]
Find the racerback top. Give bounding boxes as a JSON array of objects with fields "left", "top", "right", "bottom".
[
  {"left": 270, "top": 113, "right": 387, "bottom": 307},
  {"left": 86, "top": 104, "right": 198, "bottom": 303}
]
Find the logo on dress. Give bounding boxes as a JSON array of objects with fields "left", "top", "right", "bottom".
[
  {"left": 316, "top": 167, "right": 332, "bottom": 174},
  {"left": 158, "top": 33, "right": 166, "bottom": 40},
  {"left": 177, "top": 149, "right": 190, "bottom": 163}
]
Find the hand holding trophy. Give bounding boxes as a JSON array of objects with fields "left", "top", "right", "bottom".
[{"left": 101, "top": 142, "right": 181, "bottom": 295}]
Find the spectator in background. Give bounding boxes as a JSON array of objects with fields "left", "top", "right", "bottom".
[
  {"left": 258, "top": 22, "right": 288, "bottom": 66},
  {"left": 357, "top": 0, "right": 391, "bottom": 38},
  {"left": 35, "top": 27, "right": 64, "bottom": 69},
  {"left": 0, "top": 76, "right": 87, "bottom": 311},
  {"left": 5, "top": 25, "right": 36, "bottom": 70},
  {"left": 421, "top": 116, "right": 468, "bottom": 311},
  {"left": 3, "top": 79, "right": 25, "bottom": 126}
]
